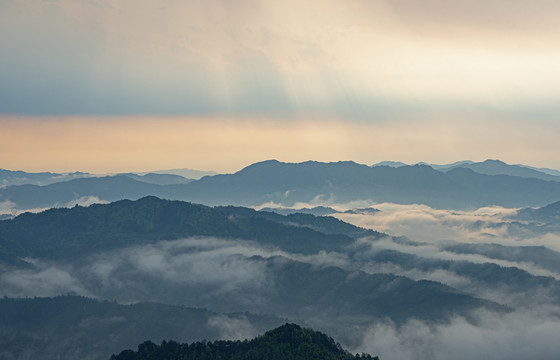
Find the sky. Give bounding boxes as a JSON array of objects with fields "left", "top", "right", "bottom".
[{"left": 1, "top": 0, "right": 560, "bottom": 173}]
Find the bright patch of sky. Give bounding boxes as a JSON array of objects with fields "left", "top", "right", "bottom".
[{"left": 1, "top": 0, "right": 559, "bottom": 172}]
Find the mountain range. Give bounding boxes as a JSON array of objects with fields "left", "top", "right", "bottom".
[
  {"left": 3, "top": 161, "right": 560, "bottom": 359},
  {"left": 0, "top": 196, "right": 521, "bottom": 358},
  {"left": 373, "top": 159, "right": 560, "bottom": 179},
  {"left": 0, "top": 167, "right": 212, "bottom": 187},
  {"left": 2, "top": 159, "right": 560, "bottom": 211}
]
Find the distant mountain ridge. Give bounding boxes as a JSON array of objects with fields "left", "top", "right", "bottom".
[
  {"left": 179, "top": 160, "right": 560, "bottom": 209},
  {"left": 0, "top": 168, "right": 90, "bottom": 186},
  {"left": 3, "top": 159, "right": 560, "bottom": 211},
  {"left": 373, "top": 159, "right": 560, "bottom": 181},
  {"left": 442, "top": 159, "right": 560, "bottom": 182},
  {"left": 0, "top": 167, "right": 208, "bottom": 187},
  {"left": 145, "top": 168, "right": 218, "bottom": 179}
]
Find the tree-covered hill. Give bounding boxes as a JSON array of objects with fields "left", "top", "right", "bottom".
[
  {"left": 110, "top": 323, "right": 379, "bottom": 360},
  {"left": 0, "top": 196, "right": 380, "bottom": 260}
]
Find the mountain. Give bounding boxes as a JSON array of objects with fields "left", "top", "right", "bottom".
[
  {"left": 0, "top": 197, "right": 507, "bottom": 345},
  {"left": 517, "top": 164, "right": 560, "bottom": 177},
  {"left": 443, "top": 159, "right": 560, "bottom": 182},
  {"left": 259, "top": 206, "right": 339, "bottom": 216},
  {"left": 179, "top": 160, "right": 560, "bottom": 209},
  {"left": 344, "top": 207, "right": 380, "bottom": 215},
  {"left": 513, "top": 200, "right": 560, "bottom": 224},
  {"left": 440, "top": 242, "right": 560, "bottom": 275},
  {"left": 371, "top": 161, "right": 408, "bottom": 167},
  {"left": 121, "top": 172, "right": 192, "bottom": 185},
  {"left": 507, "top": 200, "right": 560, "bottom": 235},
  {"left": 419, "top": 160, "right": 474, "bottom": 170},
  {"left": 364, "top": 247, "right": 560, "bottom": 307},
  {"left": 0, "top": 175, "right": 165, "bottom": 210},
  {"left": 0, "top": 296, "right": 285, "bottom": 360},
  {"left": 3, "top": 160, "right": 560, "bottom": 211},
  {"left": 147, "top": 168, "right": 218, "bottom": 180},
  {"left": 0, "top": 196, "right": 378, "bottom": 259},
  {"left": 110, "top": 323, "right": 379, "bottom": 360},
  {"left": 0, "top": 168, "right": 215, "bottom": 187},
  {"left": 0, "top": 168, "right": 90, "bottom": 186}
]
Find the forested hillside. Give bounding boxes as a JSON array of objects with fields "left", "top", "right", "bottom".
[{"left": 110, "top": 323, "right": 379, "bottom": 360}]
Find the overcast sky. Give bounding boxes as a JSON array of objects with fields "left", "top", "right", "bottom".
[{"left": 1, "top": 0, "right": 559, "bottom": 173}]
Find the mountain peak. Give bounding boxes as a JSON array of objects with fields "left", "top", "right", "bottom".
[{"left": 481, "top": 159, "right": 507, "bottom": 165}]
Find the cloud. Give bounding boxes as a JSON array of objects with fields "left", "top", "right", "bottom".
[
  {"left": 84, "top": 237, "right": 271, "bottom": 296},
  {"left": 0, "top": 259, "right": 91, "bottom": 297},
  {"left": 0, "top": 200, "right": 17, "bottom": 215},
  {"left": 354, "top": 236, "right": 560, "bottom": 280},
  {"left": 0, "top": 235, "right": 350, "bottom": 302},
  {"left": 207, "top": 314, "right": 258, "bottom": 340},
  {"left": 334, "top": 203, "right": 518, "bottom": 242},
  {"left": 3, "top": 0, "right": 560, "bottom": 118},
  {"left": 2, "top": 225, "right": 560, "bottom": 356},
  {"left": 357, "top": 308, "right": 560, "bottom": 360},
  {"left": 64, "top": 196, "right": 108, "bottom": 208}
]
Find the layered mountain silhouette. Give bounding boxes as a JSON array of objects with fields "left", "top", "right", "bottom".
[
  {"left": 2, "top": 160, "right": 560, "bottom": 211},
  {"left": 373, "top": 159, "right": 560, "bottom": 181},
  {"left": 0, "top": 168, "right": 90, "bottom": 186},
  {"left": 441, "top": 159, "right": 560, "bottom": 181},
  {"left": 0, "top": 197, "right": 506, "bottom": 343},
  {"left": 2, "top": 196, "right": 557, "bottom": 359}
]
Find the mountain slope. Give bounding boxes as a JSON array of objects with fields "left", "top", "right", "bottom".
[
  {"left": 0, "top": 196, "right": 378, "bottom": 259},
  {"left": 513, "top": 200, "right": 560, "bottom": 224},
  {"left": 110, "top": 323, "right": 379, "bottom": 360}
]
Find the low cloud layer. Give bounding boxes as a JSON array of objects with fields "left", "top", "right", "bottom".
[
  {"left": 335, "top": 203, "right": 519, "bottom": 243},
  {"left": 207, "top": 314, "right": 259, "bottom": 341},
  {"left": 0, "top": 260, "right": 91, "bottom": 298},
  {"left": 2, "top": 205, "right": 560, "bottom": 356},
  {"left": 0, "top": 237, "right": 347, "bottom": 301},
  {"left": 357, "top": 309, "right": 560, "bottom": 360}
]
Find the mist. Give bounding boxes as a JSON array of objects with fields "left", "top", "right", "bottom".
[
  {"left": 357, "top": 308, "right": 560, "bottom": 360},
  {"left": 3, "top": 200, "right": 560, "bottom": 357},
  {"left": 0, "top": 237, "right": 348, "bottom": 303}
]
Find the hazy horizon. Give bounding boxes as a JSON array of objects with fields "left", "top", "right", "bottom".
[{"left": 2, "top": 0, "right": 560, "bottom": 173}]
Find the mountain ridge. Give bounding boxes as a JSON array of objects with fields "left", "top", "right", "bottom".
[{"left": 3, "top": 160, "right": 560, "bottom": 211}]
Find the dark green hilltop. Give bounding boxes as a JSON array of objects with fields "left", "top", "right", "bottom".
[{"left": 110, "top": 323, "right": 379, "bottom": 360}]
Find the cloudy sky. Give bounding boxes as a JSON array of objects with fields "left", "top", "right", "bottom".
[{"left": 1, "top": 0, "right": 559, "bottom": 173}]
